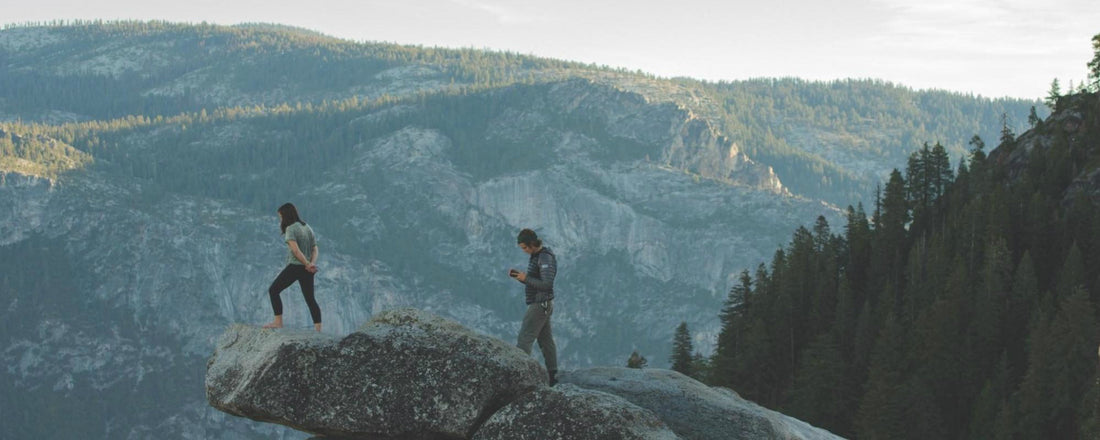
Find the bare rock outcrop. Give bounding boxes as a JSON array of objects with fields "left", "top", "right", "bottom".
[
  {"left": 472, "top": 384, "right": 681, "bottom": 440},
  {"left": 206, "top": 309, "right": 546, "bottom": 439},
  {"left": 559, "top": 367, "right": 843, "bottom": 440},
  {"left": 207, "top": 310, "right": 841, "bottom": 439}
]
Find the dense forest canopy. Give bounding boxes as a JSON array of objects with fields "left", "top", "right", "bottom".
[{"left": 706, "top": 89, "right": 1100, "bottom": 439}]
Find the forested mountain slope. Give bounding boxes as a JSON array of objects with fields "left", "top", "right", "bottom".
[
  {"left": 0, "top": 21, "right": 1051, "bottom": 438},
  {"left": 710, "top": 91, "right": 1100, "bottom": 439}
]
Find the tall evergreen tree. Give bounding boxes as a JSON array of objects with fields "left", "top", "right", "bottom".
[
  {"left": 929, "top": 142, "right": 953, "bottom": 200},
  {"left": 975, "top": 238, "right": 1012, "bottom": 368},
  {"left": 671, "top": 321, "right": 694, "bottom": 377},
  {"left": 1054, "top": 243, "right": 1086, "bottom": 305},
  {"left": 1046, "top": 79, "right": 1062, "bottom": 111},
  {"left": 856, "top": 314, "right": 909, "bottom": 439},
  {"left": 906, "top": 146, "right": 929, "bottom": 211},
  {"left": 999, "top": 113, "right": 1016, "bottom": 147},
  {"left": 735, "top": 316, "right": 775, "bottom": 403},
  {"left": 1082, "top": 357, "right": 1100, "bottom": 440},
  {"left": 900, "top": 378, "right": 947, "bottom": 440},
  {"left": 910, "top": 258, "right": 969, "bottom": 437},
  {"left": 784, "top": 333, "right": 850, "bottom": 436},
  {"left": 1007, "top": 252, "right": 1039, "bottom": 377},
  {"left": 1044, "top": 287, "right": 1098, "bottom": 438},
  {"left": 714, "top": 270, "right": 752, "bottom": 387},
  {"left": 873, "top": 169, "right": 909, "bottom": 316},
  {"left": 811, "top": 216, "right": 839, "bottom": 335},
  {"left": 1015, "top": 287, "right": 1098, "bottom": 438},
  {"left": 690, "top": 352, "right": 712, "bottom": 383},
  {"left": 968, "top": 353, "right": 1012, "bottom": 440},
  {"left": 1089, "top": 33, "right": 1100, "bottom": 91}
]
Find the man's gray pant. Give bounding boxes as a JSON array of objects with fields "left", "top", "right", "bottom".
[{"left": 517, "top": 300, "right": 557, "bottom": 372}]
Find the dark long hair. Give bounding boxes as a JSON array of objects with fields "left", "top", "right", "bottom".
[
  {"left": 517, "top": 228, "right": 542, "bottom": 247},
  {"left": 278, "top": 203, "right": 306, "bottom": 234}
]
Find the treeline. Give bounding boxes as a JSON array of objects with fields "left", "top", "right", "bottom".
[
  {"left": 0, "top": 21, "right": 600, "bottom": 121},
  {"left": 708, "top": 92, "right": 1100, "bottom": 439},
  {"left": 696, "top": 78, "right": 1041, "bottom": 205},
  {"left": 1, "top": 22, "right": 1043, "bottom": 207}
]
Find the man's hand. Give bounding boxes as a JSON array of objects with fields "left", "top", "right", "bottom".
[{"left": 306, "top": 264, "right": 319, "bottom": 274}]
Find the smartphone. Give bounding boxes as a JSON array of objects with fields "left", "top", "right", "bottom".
[{"left": 509, "top": 268, "right": 520, "bottom": 277}]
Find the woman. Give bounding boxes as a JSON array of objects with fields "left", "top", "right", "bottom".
[{"left": 263, "top": 203, "right": 322, "bottom": 332}]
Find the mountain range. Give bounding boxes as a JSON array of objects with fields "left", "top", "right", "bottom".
[{"left": 0, "top": 21, "right": 1044, "bottom": 438}]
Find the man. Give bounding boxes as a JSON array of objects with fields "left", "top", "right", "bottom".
[{"left": 509, "top": 228, "right": 558, "bottom": 386}]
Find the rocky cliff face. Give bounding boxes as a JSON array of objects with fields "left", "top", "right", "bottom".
[
  {"left": 206, "top": 309, "right": 841, "bottom": 440},
  {"left": 987, "top": 92, "right": 1100, "bottom": 205}
]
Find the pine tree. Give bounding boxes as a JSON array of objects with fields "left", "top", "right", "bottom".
[
  {"left": 810, "top": 216, "right": 839, "bottom": 335},
  {"left": 1044, "top": 287, "right": 1097, "bottom": 438},
  {"left": 910, "top": 258, "right": 968, "bottom": 437},
  {"left": 714, "top": 270, "right": 752, "bottom": 387},
  {"left": 1007, "top": 252, "right": 1039, "bottom": 377},
  {"left": 967, "top": 353, "right": 1012, "bottom": 439},
  {"left": 969, "top": 135, "right": 986, "bottom": 157},
  {"left": 844, "top": 204, "right": 871, "bottom": 303},
  {"left": 784, "top": 333, "right": 850, "bottom": 435},
  {"left": 1089, "top": 33, "right": 1100, "bottom": 91},
  {"left": 999, "top": 113, "right": 1016, "bottom": 147},
  {"left": 856, "top": 314, "right": 909, "bottom": 439},
  {"left": 1045, "top": 79, "right": 1062, "bottom": 111},
  {"left": 900, "top": 378, "right": 947, "bottom": 440},
  {"left": 906, "top": 146, "right": 928, "bottom": 210},
  {"left": 874, "top": 169, "right": 909, "bottom": 316},
  {"left": 627, "top": 350, "right": 648, "bottom": 368},
  {"left": 735, "top": 316, "right": 775, "bottom": 403},
  {"left": 1015, "top": 287, "right": 1098, "bottom": 438},
  {"left": 1080, "top": 357, "right": 1100, "bottom": 440},
  {"left": 1055, "top": 243, "right": 1085, "bottom": 304},
  {"left": 929, "top": 142, "right": 953, "bottom": 200},
  {"left": 975, "top": 237, "right": 1012, "bottom": 367},
  {"left": 671, "top": 322, "right": 694, "bottom": 377},
  {"left": 690, "top": 352, "right": 712, "bottom": 383}
]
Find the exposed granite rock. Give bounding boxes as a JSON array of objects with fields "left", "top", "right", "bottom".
[
  {"left": 559, "top": 367, "right": 843, "bottom": 440},
  {"left": 989, "top": 92, "right": 1100, "bottom": 206},
  {"left": 471, "top": 384, "right": 681, "bottom": 440},
  {"left": 207, "top": 311, "right": 842, "bottom": 440},
  {"left": 206, "top": 309, "right": 546, "bottom": 439}
]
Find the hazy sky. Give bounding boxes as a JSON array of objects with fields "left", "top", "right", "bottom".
[{"left": 4, "top": 0, "right": 1098, "bottom": 99}]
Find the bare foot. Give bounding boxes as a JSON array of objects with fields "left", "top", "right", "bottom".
[
  {"left": 314, "top": 323, "right": 322, "bottom": 332},
  {"left": 263, "top": 316, "right": 284, "bottom": 329}
]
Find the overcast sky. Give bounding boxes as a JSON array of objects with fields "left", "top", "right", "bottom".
[{"left": 4, "top": 0, "right": 1098, "bottom": 99}]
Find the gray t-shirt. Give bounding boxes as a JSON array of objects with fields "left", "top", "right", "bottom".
[{"left": 284, "top": 222, "right": 316, "bottom": 266}]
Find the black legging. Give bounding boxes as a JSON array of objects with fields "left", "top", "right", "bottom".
[{"left": 268, "top": 264, "right": 321, "bottom": 324}]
